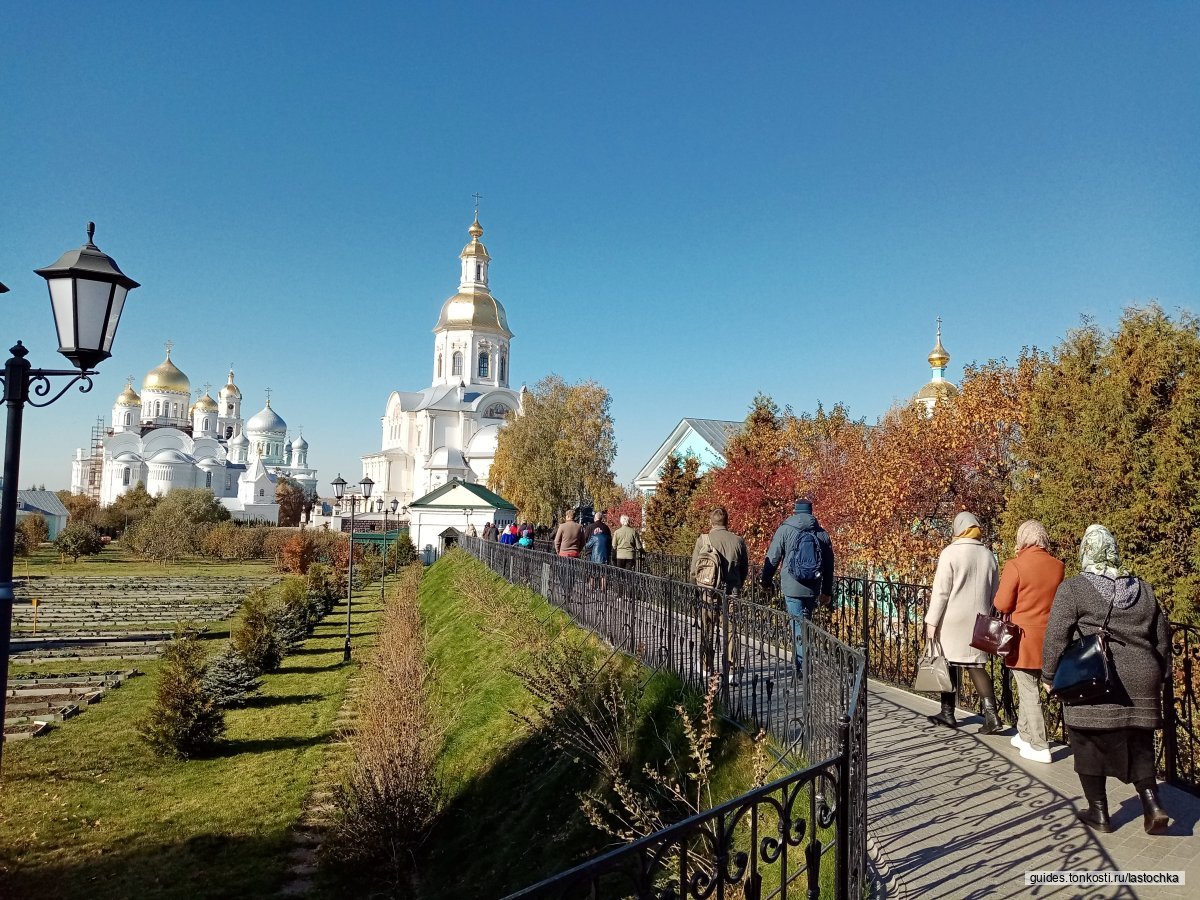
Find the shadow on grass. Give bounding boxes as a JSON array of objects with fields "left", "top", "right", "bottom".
[
  {"left": 277, "top": 662, "right": 346, "bottom": 674},
  {"left": 0, "top": 830, "right": 293, "bottom": 900},
  {"left": 239, "top": 693, "right": 323, "bottom": 709},
  {"left": 215, "top": 733, "right": 331, "bottom": 757}
]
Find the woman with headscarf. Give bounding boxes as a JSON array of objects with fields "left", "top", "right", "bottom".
[
  {"left": 1042, "top": 525, "right": 1171, "bottom": 835},
  {"left": 924, "top": 511, "right": 1003, "bottom": 734},
  {"left": 993, "top": 520, "right": 1064, "bottom": 763}
]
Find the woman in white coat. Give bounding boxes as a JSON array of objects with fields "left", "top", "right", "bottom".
[{"left": 924, "top": 511, "right": 1003, "bottom": 733}]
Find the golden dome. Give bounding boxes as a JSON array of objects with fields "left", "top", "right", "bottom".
[
  {"left": 115, "top": 381, "right": 141, "bottom": 407},
  {"left": 460, "top": 216, "right": 491, "bottom": 260},
  {"left": 219, "top": 369, "right": 241, "bottom": 400},
  {"left": 917, "top": 379, "right": 959, "bottom": 402},
  {"left": 434, "top": 288, "right": 512, "bottom": 337},
  {"left": 194, "top": 392, "right": 218, "bottom": 412},
  {"left": 142, "top": 350, "right": 190, "bottom": 395},
  {"left": 927, "top": 320, "right": 950, "bottom": 369}
]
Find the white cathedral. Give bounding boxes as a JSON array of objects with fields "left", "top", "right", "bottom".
[
  {"left": 361, "top": 215, "right": 525, "bottom": 508},
  {"left": 71, "top": 349, "right": 319, "bottom": 522}
]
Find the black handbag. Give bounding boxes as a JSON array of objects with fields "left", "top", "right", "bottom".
[{"left": 1049, "top": 590, "right": 1117, "bottom": 706}]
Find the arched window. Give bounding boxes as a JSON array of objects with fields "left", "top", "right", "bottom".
[
  {"left": 478, "top": 352, "right": 489, "bottom": 378},
  {"left": 258, "top": 488, "right": 265, "bottom": 497},
  {"left": 452, "top": 352, "right": 463, "bottom": 376},
  {"left": 203, "top": 418, "right": 210, "bottom": 432},
  {"left": 475, "top": 262, "right": 482, "bottom": 280},
  {"left": 155, "top": 401, "right": 161, "bottom": 416},
  {"left": 499, "top": 353, "right": 507, "bottom": 383},
  {"left": 437, "top": 354, "right": 443, "bottom": 377},
  {"left": 171, "top": 403, "right": 178, "bottom": 418},
  {"left": 483, "top": 403, "right": 510, "bottom": 419},
  {"left": 205, "top": 471, "right": 213, "bottom": 488},
  {"left": 123, "top": 412, "right": 131, "bottom": 426},
  {"left": 225, "top": 475, "right": 232, "bottom": 490},
  {"left": 225, "top": 426, "right": 234, "bottom": 438},
  {"left": 123, "top": 467, "right": 131, "bottom": 486}
]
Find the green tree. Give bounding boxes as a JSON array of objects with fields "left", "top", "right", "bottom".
[
  {"left": 275, "top": 476, "right": 305, "bottom": 527},
  {"left": 54, "top": 522, "right": 105, "bottom": 562},
  {"left": 642, "top": 453, "right": 703, "bottom": 554},
  {"left": 388, "top": 532, "right": 418, "bottom": 568},
  {"left": 139, "top": 632, "right": 226, "bottom": 758},
  {"left": 1004, "top": 305, "right": 1200, "bottom": 621},
  {"left": 126, "top": 488, "right": 231, "bottom": 562},
  {"left": 232, "top": 589, "right": 285, "bottom": 673},
  {"left": 17, "top": 513, "right": 49, "bottom": 548},
  {"left": 202, "top": 643, "right": 262, "bottom": 708},
  {"left": 489, "top": 375, "right": 618, "bottom": 523},
  {"left": 104, "top": 481, "right": 159, "bottom": 534}
]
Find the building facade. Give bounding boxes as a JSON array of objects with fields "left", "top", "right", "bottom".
[
  {"left": 70, "top": 349, "right": 318, "bottom": 522},
  {"left": 361, "top": 216, "right": 525, "bottom": 508}
]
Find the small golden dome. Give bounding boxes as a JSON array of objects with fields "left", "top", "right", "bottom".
[
  {"left": 468, "top": 216, "right": 483, "bottom": 239},
  {"left": 928, "top": 320, "right": 950, "bottom": 369},
  {"left": 194, "top": 392, "right": 218, "bottom": 413},
  {"left": 434, "top": 289, "right": 512, "bottom": 337},
  {"left": 460, "top": 216, "right": 491, "bottom": 260},
  {"left": 115, "top": 381, "right": 141, "bottom": 407},
  {"left": 142, "top": 350, "right": 190, "bottom": 395},
  {"left": 219, "top": 369, "right": 241, "bottom": 400}
]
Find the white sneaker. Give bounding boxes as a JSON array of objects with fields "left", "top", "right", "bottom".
[
  {"left": 1011, "top": 734, "right": 1028, "bottom": 749},
  {"left": 1019, "top": 743, "right": 1052, "bottom": 764}
]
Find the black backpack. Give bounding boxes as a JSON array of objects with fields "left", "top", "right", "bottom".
[{"left": 786, "top": 527, "right": 823, "bottom": 582}]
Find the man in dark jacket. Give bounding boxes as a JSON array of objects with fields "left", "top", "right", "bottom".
[
  {"left": 690, "top": 507, "right": 749, "bottom": 680},
  {"left": 761, "top": 500, "right": 835, "bottom": 671}
]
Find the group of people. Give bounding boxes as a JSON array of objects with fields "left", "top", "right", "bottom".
[
  {"left": 551, "top": 507, "right": 645, "bottom": 569},
  {"left": 926, "top": 512, "right": 1172, "bottom": 836}
]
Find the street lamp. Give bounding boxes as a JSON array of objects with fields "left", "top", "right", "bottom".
[
  {"left": 0, "top": 223, "right": 139, "bottom": 771},
  {"left": 331, "top": 473, "right": 373, "bottom": 662}
]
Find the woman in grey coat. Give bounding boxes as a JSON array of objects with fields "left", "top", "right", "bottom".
[
  {"left": 1042, "top": 525, "right": 1171, "bottom": 834},
  {"left": 924, "top": 511, "right": 1003, "bottom": 734}
]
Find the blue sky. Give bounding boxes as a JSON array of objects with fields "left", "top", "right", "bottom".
[{"left": 2, "top": 2, "right": 1197, "bottom": 492}]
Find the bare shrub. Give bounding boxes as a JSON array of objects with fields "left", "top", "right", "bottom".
[{"left": 327, "top": 565, "right": 441, "bottom": 885}]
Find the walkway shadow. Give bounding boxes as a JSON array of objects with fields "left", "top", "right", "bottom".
[
  {"left": 277, "top": 662, "right": 345, "bottom": 674},
  {"left": 867, "top": 688, "right": 1136, "bottom": 899},
  {"left": 215, "top": 733, "right": 330, "bottom": 757},
  {"left": 239, "top": 693, "right": 322, "bottom": 709}
]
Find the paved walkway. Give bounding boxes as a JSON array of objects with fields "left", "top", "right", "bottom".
[{"left": 868, "top": 681, "right": 1200, "bottom": 899}]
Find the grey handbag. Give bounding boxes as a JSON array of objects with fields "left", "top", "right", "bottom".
[{"left": 913, "top": 639, "right": 954, "bottom": 693}]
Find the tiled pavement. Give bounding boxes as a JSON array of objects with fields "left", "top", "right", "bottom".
[{"left": 868, "top": 681, "right": 1199, "bottom": 899}]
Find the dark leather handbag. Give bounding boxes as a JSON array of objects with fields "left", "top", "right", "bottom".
[
  {"left": 970, "top": 610, "right": 1022, "bottom": 667},
  {"left": 1050, "top": 592, "right": 1117, "bottom": 705}
]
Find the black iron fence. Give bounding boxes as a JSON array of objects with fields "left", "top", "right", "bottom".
[
  {"left": 603, "top": 548, "right": 1200, "bottom": 796},
  {"left": 459, "top": 537, "right": 867, "bottom": 899}
]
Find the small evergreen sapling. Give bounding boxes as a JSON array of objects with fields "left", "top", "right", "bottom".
[
  {"left": 202, "top": 642, "right": 263, "bottom": 707},
  {"left": 140, "top": 632, "right": 226, "bottom": 758}
]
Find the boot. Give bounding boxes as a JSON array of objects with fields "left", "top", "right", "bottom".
[
  {"left": 1076, "top": 798, "right": 1113, "bottom": 833},
  {"left": 927, "top": 693, "right": 958, "bottom": 729},
  {"left": 1139, "top": 785, "right": 1170, "bottom": 835},
  {"left": 978, "top": 699, "right": 1004, "bottom": 736}
]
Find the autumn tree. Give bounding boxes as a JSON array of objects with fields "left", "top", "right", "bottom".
[
  {"left": 642, "top": 453, "right": 703, "bottom": 554},
  {"left": 489, "top": 375, "right": 618, "bottom": 524},
  {"left": 275, "top": 476, "right": 305, "bottom": 527},
  {"left": 56, "top": 490, "right": 100, "bottom": 527},
  {"left": 605, "top": 483, "right": 645, "bottom": 528},
  {"left": 17, "top": 513, "right": 49, "bottom": 548},
  {"left": 104, "top": 481, "right": 159, "bottom": 534},
  {"left": 1004, "top": 305, "right": 1200, "bottom": 621}
]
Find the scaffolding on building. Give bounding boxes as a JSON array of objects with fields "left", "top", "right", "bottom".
[{"left": 85, "top": 416, "right": 105, "bottom": 502}]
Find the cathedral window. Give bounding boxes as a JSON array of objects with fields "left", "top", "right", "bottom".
[
  {"left": 258, "top": 488, "right": 265, "bottom": 497},
  {"left": 225, "top": 426, "right": 234, "bottom": 438},
  {"left": 225, "top": 475, "right": 232, "bottom": 490},
  {"left": 123, "top": 467, "right": 131, "bottom": 486},
  {"left": 206, "top": 472, "right": 213, "bottom": 488},
  {"left": 123, "top": 412, "right": 131, "bottom": 426},
  {"left": 475, "top": 262, "right": 482, "bottom": 280},
  {"left": 437, "top": 354, "right": 443, "bottom": 377},
  {"left": 452, "top": 352, "right": 463, "bottom": 376},
  {"left": 499, "top": 353, "right": 507, "bottom": 383},
  {"left": 155, "top": 401, "right": 161, "bottom": 416},
  {"left": 478, "top": 352, "right": 489, "bottom": 378},
  {"left": 203, "top": 418, "right": 210, "bottom": 432}
]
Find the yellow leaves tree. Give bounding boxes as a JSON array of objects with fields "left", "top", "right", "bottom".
[{"left": 489, "top": 375, "right": 618, "bottom": 524}]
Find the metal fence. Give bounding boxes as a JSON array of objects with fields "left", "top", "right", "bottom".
[
  {"left": 613, "top": 549, "right": 1200, "bottom": 796},
  {"left": 460, "top": 537, "right": 867, "bottom": 900}
]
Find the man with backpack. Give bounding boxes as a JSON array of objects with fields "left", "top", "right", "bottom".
[
  {"left": 761, "top": 500, "right": 835, "bottom": 673},
  {"left": 690, "top": 507, "right": 749, "bottom": 680}
]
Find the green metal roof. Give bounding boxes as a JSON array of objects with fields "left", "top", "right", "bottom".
[{"left": 409, "top": 478, "right": 517, "bottom": 511}]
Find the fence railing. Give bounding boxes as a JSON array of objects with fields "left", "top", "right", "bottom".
[
  {"left": 606, "top": 548, "right": 1200, "bottom": 796},
  {"left": 459, "top": 537, "right": 867, "bottom": 900}
]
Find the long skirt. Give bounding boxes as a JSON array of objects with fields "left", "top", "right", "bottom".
[{"left": 1069, "top": 726, "right": 1156, "bottom": 783}]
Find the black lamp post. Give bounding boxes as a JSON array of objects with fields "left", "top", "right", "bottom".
[
  {"left": 0, "top": 223, "right": 139, "bottom": 771},
  {"left": 331, "top": 473, "right": 373, "bottom": 662},
  {"left": 388, "top": 498, "right": 399, "bottom": 574}
]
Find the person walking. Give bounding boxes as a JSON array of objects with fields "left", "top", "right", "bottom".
[
  {"left": 553, "top": 507, "right": 585, "bottom": 558},
  {"left": 760, "top": 500, "right": 834, "bottom": 672},
  {"left": 1042, "top": 524, "right": 1171, "bottom": 835},
  {"left": 690, "top": 507, "right": 749, "bottom": 679},
  {"left": 499, "top": 524, "right": 518, "bottom": 545},
  {"left": 992, "top": 520, "right": 1064, "bottom": 763},
  {"left": 924, "top": 511, "right": 1003, "bottom": 734},
  {"left": 517, "top": 527, "right": 534, "bottom": 549},
  {"left": 612, "top": 514, "right": 643, "bottom": 570}
]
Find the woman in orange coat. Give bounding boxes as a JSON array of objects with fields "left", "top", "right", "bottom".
[{"left": 993, "top": 520, "right": 1064, "bottom": 763}]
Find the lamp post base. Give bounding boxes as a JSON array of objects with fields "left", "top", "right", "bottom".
[{"left": 343, "top": 638, "right": 352, "bottom": 663}]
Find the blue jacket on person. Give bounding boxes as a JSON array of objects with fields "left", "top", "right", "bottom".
[
  {"left": 583, "top": 529, "right": 612, "bottom": 564},
  {"left": 761, "top": 504, "right": 835, "bottom": 600}
]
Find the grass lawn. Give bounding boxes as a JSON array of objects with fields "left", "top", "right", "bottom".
[
  {"left": 0, "top": 580, "right": 385, "bottom": 900},
  {"left": 16, "top": 543, "right": 276, "bottom": 579},
  {"left": 390, "top": 551, "right": 768, "bottom": 899}
]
